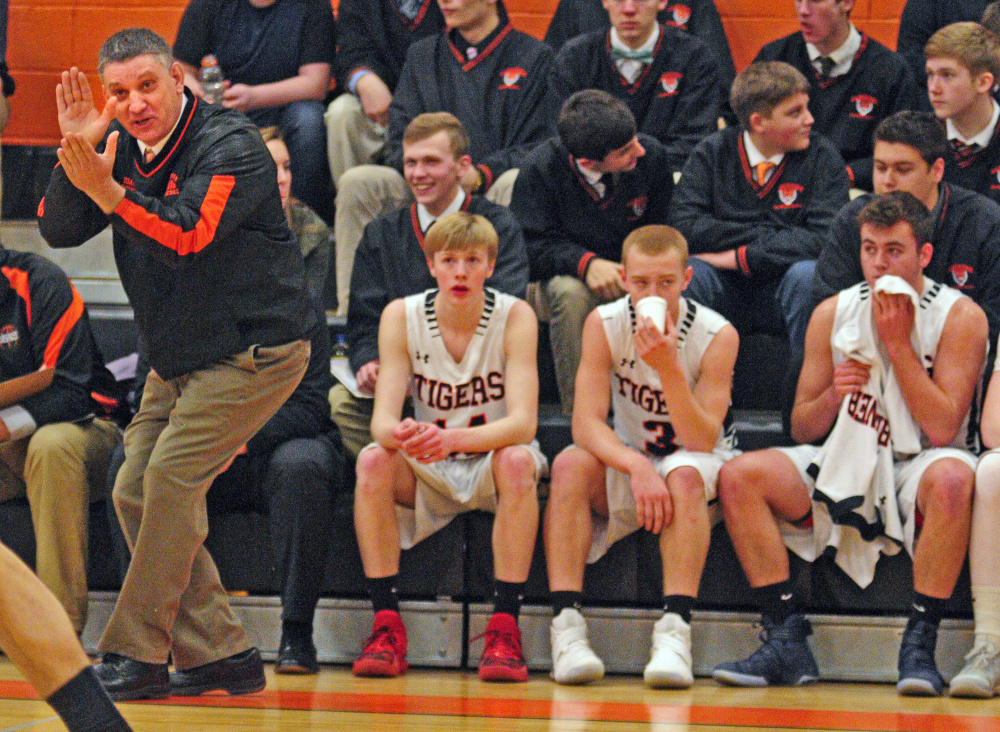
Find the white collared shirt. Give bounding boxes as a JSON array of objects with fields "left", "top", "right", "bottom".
[
  {"left": 743, "top": 131, "right": 784, "bottom": 183},
  {"left": 575, "top": 159, "right": 606, "bottom": 198},
  {"left": 946, "top": 99, "right": 1000, "bottom": 148},
  {"left": 137, "top": 94, "right": 189, "bottom": 161},
  {"left": 417, "top": 188, "right": 466, "bottom": 233},
  {"left": 610, "top": 24, "right": 659, "bottom": 84},
  {"left": 806, "top": 24, "right": 862, "bottom": 79}
]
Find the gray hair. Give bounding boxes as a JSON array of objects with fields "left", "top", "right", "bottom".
[{"left": 98, "top": 28, "right": 173, "bottom": 76}]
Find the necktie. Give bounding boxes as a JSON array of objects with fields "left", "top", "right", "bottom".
[
  {"left": 144, "top": 147, "right": 156, "bottom": 164},
  {"left": 753, "top": 161, "right": 775, "bottom": 186},
  {"left": 610, "top": 46, "right": 655, "bottom": 65},
  {"left": 951, "top": 138, "right": 981, "bottom": 165},
  {"left": 817, "top": 56, "right": 836, "bottom": 80}
]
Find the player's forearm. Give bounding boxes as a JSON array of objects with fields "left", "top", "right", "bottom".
[
  {"left": 790, "top": 384, "right": 840, "bottom": 444},
  {"left": 447, "top": 412, "right": 536, "bottom": 454},
  {"left": 574, "top": 416, "right": 646, "bottom": 476}
]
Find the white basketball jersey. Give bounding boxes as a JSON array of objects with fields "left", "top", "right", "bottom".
[
  {"left": 405, "top": 287, "right": 514, "bottom": 431},
  {"left": 598, "top": 295, "right": 736, "bottom": 457},
  {"left": 833, "top": 277, "right": 979, "bottom": 452}
]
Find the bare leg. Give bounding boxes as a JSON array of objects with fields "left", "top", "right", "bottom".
[
  {"left": 660, "top": 466, "right": 710, "bottom": 596},
  {"left": 354, "top": 446, "right": 416, "bottom": 578},
  {"left": 718, "top": 450, "right": 812, "bottom": 588},
  {"left": 544, "top": 447, "right": 608, "bottom": 592},
  {"left": 492, "top": 446, "right": 540, "bottom": 583},
  {"left": 912, "top": 458, "right": 974, "bottom": 599}
]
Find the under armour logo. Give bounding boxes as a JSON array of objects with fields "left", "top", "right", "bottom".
[
  {"left": 415, "top": 351, "right": 430, "bottom": 363},
  {"left": 620, "top": 357, "right": 635, "bottom": 369}
]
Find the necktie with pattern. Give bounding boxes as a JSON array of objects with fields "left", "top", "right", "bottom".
[{"left": 753, "top": 161, "right": 775, "bottom": 186}]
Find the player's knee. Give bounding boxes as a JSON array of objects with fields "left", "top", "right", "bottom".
[
  {"left": 667, "top": 466, "right": 706, "bottom": 509},
  {"left": 354, "top": 447, "right": 396, "bottom": 500},
  {"left": 548, "top": 449, "right": 593, "bottom": 503},
  {"left": 717, "top": 454, "right": 764, "bottom": 507},
  {"left": 921, "top": 459, "right": 974, "bottom": 516},
  {"left": 494, "top": 446, "right": 538, "bottom": 499}
]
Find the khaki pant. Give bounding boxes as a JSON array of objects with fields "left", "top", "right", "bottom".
[
  {"left": 332, "top": 166, "right": 519, "bottom": 315},
  {"left": 0, "top": 418, "right": 123, "bottom": 632},
  {"left": 99, "top": 341, "right": 309, "bottom": 669},
  {"left": 325, "top": 94, "right": 387, "bottom": 187}
]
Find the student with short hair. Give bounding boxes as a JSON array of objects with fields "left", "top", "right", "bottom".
[
  {"left": 351, "top": 211, "right": 545, "bottom": 682},
  {"left": 544, "top": 224, "right": 738, "bottom": 687},
  {"left": 715, "top": 191, "right": 988, "bottom": 695},
  {"left": 925, "top": 23, "right": 1000, "bottom": 205},
  {"left": 670, "top": 61, "right": 849, "bottom": 358},
  {"left": 510, "top": 89, "right": 674, "bottom": 414}
]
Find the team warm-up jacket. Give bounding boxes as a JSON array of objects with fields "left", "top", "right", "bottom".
[
  {"left": 944, "top": 118, "right": 1000, "bottom": 207},
  {"left": 0, "top": 247, "right": 96, "bottom": 428},
  {"left": 543, "top": 0, "right": 736, "bottom": 94},
  {"left": 896, "top": 0, "right": 992, "bottom": 89},
  {"left": 755, "top": 32, "right": 922, "bottom": 190},
  {"left": 346, "top": 195, "right": 529, "bottom": 374},
  {"left": 385, "top": 13, "right": 557, "bottom": 189},
  {"left": 669, "top": 126, "right": 850, "bottom": 280},
  {"left": 38, "top": 89, "right": 315, "bottom": 380},
  {"left": 333, "top": 0, "right": 445, "bottom": 94},
  {"left": 550, "top": 25, "right": 720, "bottom": 173},
  {"left": 510, "top": 134, "right": 674, "bottom": 284},
  {"left": 813, "top": 183, "right": 1000, "bottom": 346}
]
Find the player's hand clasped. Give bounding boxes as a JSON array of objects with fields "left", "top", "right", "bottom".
[{"left": 393, "top": 418, "right": 454, "bottom": 464}]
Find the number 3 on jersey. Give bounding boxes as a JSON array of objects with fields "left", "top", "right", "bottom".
[{"left": 643, "top": 420, "right": 677, "bottom": 457}]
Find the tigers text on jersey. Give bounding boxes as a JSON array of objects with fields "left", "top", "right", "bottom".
[
  {"left": 598, "top": 294, "right": 736, "bottom": 457},
  {"left": 406, "top": 287, "right": 515, "bottom": 431}
]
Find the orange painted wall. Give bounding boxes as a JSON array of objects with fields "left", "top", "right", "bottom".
[{"left": 6, "top": 0, "right": 905, "bottom": 145}]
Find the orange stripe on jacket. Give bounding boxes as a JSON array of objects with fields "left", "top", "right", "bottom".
[
  {"left": 114, "top": 175, "right": 236, "bottom": 256},
  {"left": 2, "top": 267, "right": 32, "bottom": 325},
  {"left": 45, "top": 284, "right": 84, "bottom": 369}
]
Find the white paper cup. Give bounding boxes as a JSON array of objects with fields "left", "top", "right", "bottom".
[{"left": 635, "top": 296, "right": 667, "bottom": 332}]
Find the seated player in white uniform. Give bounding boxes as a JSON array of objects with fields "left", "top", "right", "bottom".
[
  {"left": 543, "top": 224, "right": 739, "bottom": 687},
  {"left": 352, "top": 211, "right": 546, "bottom": 682},
  {"left": 714, "top": 191, "right": 988, "bottom": 697},
  {"left": 955, "top": 334, "right": 1000, "bottom": 697}
]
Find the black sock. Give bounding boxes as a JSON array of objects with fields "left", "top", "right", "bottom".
[
  {"left": 663, "top": 595, "right": 696, "bottom": 624},
  {"left": 47, "top": 666, "right": 133, "bottom": 732},
  {"left": 551, "top": 590, "right": 583, "bottom": 617},
  {"left": 368, "top": 575, "right": 399, "bottom": 614},
  {"left": 752, "top": 580, "right": 797, "bottom": 626},
  {"left": 494, "top": 580, "right": 525, "bottom": 620},
  {"left": 281, "top": 619, "right": 313, "bottom": 642},
  {"left": 911, "top": 592, "right": 947, "bottom": 626}
]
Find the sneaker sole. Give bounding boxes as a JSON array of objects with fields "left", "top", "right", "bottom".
[
  {"left": 896, "top": 678, "right": 942, "bottom": 697},
  {"left": 949, "top": 677, "right": 996, "bottom": 699},
  {"left": 553, "top": 663, "right": 605, "bottom": 685},
  {"left": 352, "top": 659, "right": 407, "bottom": 678},
  {"left": 644, "top": 670, "right": 693, "bottom": 689},
  {"left": 479, "top": 665, "right": 529, "bottom": 682},
  {"left": 713, "top": 669, "right": 818, "bottom": 688}
]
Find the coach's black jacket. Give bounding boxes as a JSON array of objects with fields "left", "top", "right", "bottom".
[{"left": 39, "top": 89, "right": 314, "bottom": 380}]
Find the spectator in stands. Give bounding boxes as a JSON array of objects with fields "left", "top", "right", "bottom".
[
  {"left": 715, "top": 192, "right": 987, "bottom": 696},
  {"left": 0, "top": 541, "right": 132, "bottom": 731},
  {"left": 0, "top": 246, "right": 123, "bottom": 638},
  {"left": 510, "top": 90, "right": 673, "bottom": 414},
  {"left": 956, "top": 333, "right": 1000, "bottom": 698},
  {"left": 332, "top": 0, "right": 555, "bottom": 315},
  {"left": 755, "top": 0, "right": 922, "bottom": 190},
  {"left": 813, "top": 111, "right": 1000, "bottom": 349},
  {"left": 543, "top": 0, "right": 736, "bottom": 95},
  {"left": 173, "top": 0, "right": 336, "bottom": 224},
  {"left": 261, "top": 126, "right": 331, "bottom": 303},
  {"left": 40, "top": 28, "right": 314, "bottom": 701},
  {"left": 670, "top": 62, "right": 849, "bottom": 361},
  {"left": 544, "top": 225, "right": 737, "bottom": 688},
  {"left": 924, "top": 23, "right": 1000, "bottom": 206},
  {"left": 982, "top": 1, "right": 1000, "bottom": 37},
  {"left": 351, "top": 212, "right": 545, "bottom": 682},
  {"left": 330, "top": 112, "right": 528, "bottom": 458},
  {"left": 549, "top": 0, "right": 721, "bottom": 175},
  {"left": 206, "top": 311, "right": 343, "bottom": 675},
  {"left": 325, "top": 0, "right": 445, "bottom": 187},
  {"left": 897, "top": 0, "right": 992, "bottom": 89}
]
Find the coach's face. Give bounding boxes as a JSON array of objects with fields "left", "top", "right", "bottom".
[
  {"left": 102, "top": 54, "right": 185, "bottom": 146},
  {"left": 860, "top": 220, "right": 933, "bottom": 293}
]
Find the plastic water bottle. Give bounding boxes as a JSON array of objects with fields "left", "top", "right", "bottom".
[
  {"left": 332, "top": 334, "right": 349, "bottom": 359},
  {"left": 200, "top": 55, "right": 225, "bottom": 105}
]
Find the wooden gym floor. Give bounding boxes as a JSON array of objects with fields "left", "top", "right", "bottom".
[{"left": 1, "top": 660, "right": 999, "bottom": 731}]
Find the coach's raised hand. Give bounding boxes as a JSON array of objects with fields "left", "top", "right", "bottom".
[{"left": 56, "top": 67, "right": 116, "bottom": 147}]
